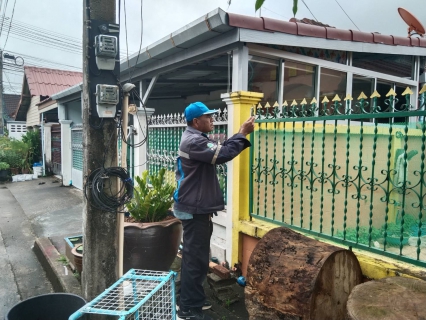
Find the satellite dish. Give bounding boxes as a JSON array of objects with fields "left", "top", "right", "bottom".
[{"left": 398, "top": 7, "right": 425, "bottom": 37}]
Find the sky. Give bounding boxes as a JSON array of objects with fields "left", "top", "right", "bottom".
[{"left": 0, "top": 0, "right": 424, "bottom": 94}]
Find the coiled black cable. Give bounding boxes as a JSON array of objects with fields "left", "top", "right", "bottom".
[{"left": 84, "top": 166, "right": 133, "bottom": 212}]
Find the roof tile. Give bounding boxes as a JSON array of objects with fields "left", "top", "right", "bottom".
[
  {"left": 24, "top": 66, "right": 82, "bottom": 97},
  {"left": 392, "top": 35, "right": 411, "bottom": 46},
  {"left": 373, "top": 33, "right": 393, "bottom": 45},
  {"left": 263, "top": 17, "right": 297, "bottom": 34},
  {"left": 350, "top": 30, "right": 374, "bottom": 43},
  {"left": 296, "top": 23, "right": 326, "bottom": 38},
  {"left": 326, "top": 27, "right": 352, "bottom": 41}
]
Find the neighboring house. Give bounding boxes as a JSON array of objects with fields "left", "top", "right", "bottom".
[
  {"left": 14, "top": 66, "right": 82, "bottom": 175},
  {"left": 50, "top": 83, "right": 84, "bottom": 189},
  {"left": 116, "top": 8, "right": 426, "bottom": 278},
  {"left": 3, "top": 94, "right": 26, "bottom": 140}
]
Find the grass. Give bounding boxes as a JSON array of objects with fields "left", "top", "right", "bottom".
[{"left": 56, "top": 255, "right": 69, "bottom": 266}]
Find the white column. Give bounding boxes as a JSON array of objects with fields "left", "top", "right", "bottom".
[
  {"left": 43, "top": 123, "right": 54, "bottom": 174},
  {"left": 60, "top": 120, "right": 73, "bottom": 186},
  {"left": 133, "top": 107, "right": 155, "bottom": 178}
]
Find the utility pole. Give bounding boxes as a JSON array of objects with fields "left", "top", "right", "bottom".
[
  {"left": 82, "top": 0, "right": 120, "bottom": 302},
  {"left": 0, "top": 50, "right": 4, "bottom": 135}
]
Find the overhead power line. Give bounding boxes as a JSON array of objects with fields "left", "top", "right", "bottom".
[
  {"left": 334, "top": 0, "right": 360, "bottom": 31},
  {"left": 301, "top": 0, "right": 318, "bottom": 22},
  {"left": 3, "top": 0, "right": 16, "bottom": 48}
]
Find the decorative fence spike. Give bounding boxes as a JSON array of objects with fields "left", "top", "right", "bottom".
[
  {"left": 370, "top": 90, "right": 381, "bottom": 98},
  {"left": 310, "top": 97, "right": 317, "bottom": 104},
  {"left": 357, "top": 92, "right": 368, "bottom": 100},
  {"left": 291, "top": 99, "right": 298, "bottom": 106},
  {"left": 344, "top": 94, "right": 353, "bottom": 101},
  {"left": 322, "top": 96, "right": 329, "bottom": 103},
  {"left": 332, "top": 94, "right": 341, "bottom": 102},
  {"left": 301, "top": 98, "right": 307, "bottom": 105},
  {"left": 283, "top": 100, "right": 288, "bottom": 107},
  {"left": 386, "top": 88, "right": 397, "bottom": 97},
  {"left": 420, "top": 84, "right": 426, "bottom": 94},
  {"left": 401, "top": 87, "right": 413, "bottom": 96}
]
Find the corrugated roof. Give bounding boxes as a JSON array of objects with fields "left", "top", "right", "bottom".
[
  {"left": 228, "top": 13, "right": 426, "bottom": 47},
  {"left": 3, "top": 94, "right": 20, "bottom": 120},
  {"left": 24, "top": 66, "right": 82, "bottom": 97}
]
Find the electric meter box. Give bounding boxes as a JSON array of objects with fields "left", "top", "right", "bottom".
[
  {"left": 94, "top": 35, "right": 118, "bottom": 70},
  {"left": 95, "top": 84, "right": 119, "bottom": 118}
]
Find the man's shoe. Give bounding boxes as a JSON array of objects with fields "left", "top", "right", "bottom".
[
  {"left": 177, "top": 300, "right": 212, "bottom": 311},
  {"left": 202, "top": 300, "right": 212, "bottom": 310},
  {"left": 177, "top": 308, "right": 212, "bottom": 320}
]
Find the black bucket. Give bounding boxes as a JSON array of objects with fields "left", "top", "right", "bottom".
[{"left": 6, "top": 293, "right": 86, "bottom": 320}]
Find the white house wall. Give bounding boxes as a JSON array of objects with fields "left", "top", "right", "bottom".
[{"left": 26, "top": 96, "right": 41, "bottom": 127}]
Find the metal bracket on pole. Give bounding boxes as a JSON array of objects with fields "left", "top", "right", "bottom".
[{"left": 141, "top": 75, "right": 158, "bottom": 106}]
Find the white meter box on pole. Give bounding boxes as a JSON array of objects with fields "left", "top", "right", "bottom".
[
  {"left": 94, "top": 35, "right": 118, "bottom": 70},
  {"left": 96, "top": 84, "right": 119, "bottom": 118}
]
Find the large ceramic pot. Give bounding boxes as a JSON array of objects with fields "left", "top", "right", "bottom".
[{"left": 123, "top": 218, "right": 182, "bottom": 273}]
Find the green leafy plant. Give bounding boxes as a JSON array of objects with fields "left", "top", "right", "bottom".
[
  {"left": 56, "top": 255, "right": 69, "bottom": 266},
  {"left": 336, "top": 226, "right": 382, "bottom": 245},
  {"left": 125, "top": 168, "right": 175, "bottom": 223},
  {"left": 21, "top": 129, "right": 41, "bottom": 165},
  {"left": 0, "top": 162, "right": 10, "bottom": 170}
]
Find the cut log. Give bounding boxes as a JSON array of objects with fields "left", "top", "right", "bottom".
[
  {"left": 347, "top": 276, "right": 426, "bottom": 320},
  {"left": 245, "top": 227, "right": 363, "bottom": 320}
]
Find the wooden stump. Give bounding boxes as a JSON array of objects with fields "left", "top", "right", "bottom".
[
  {"left": 347, "top": 276, "right": 426, "bottom": 320},
  {"left": 245, "top": 227, "right": 363, "bottom": 320}
]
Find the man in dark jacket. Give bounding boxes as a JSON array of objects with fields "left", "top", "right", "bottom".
[{"left": 174, "top": 101, "right": 254, "bottom": 320}]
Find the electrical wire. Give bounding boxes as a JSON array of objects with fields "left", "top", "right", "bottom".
[
  {"left": 122, "top": 0, "right": 131, "bottom": 81},
  {"left": 301, "top": 0, "right": 318, "bottom": 21},
  {"left": 0, "top": 0, "right": 9, "bottom": 40},
  {"left": 117, "top": 88, "right": 149, "bottom": 149},
  {"left": 128, "top": 0, "right": 143, "bottom": 82},
  {"left": 3, "top": 0, "right": 17, "bottom": 49},
  {"left": 334, "top": 0, "right": 360, "bottom": 31},
  {"left": 84, "top": 166, "right": 133, "bottom": 212}
]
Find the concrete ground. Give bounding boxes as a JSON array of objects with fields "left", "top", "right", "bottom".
[{"left": 0, "top": 177, "right": 248, "bottom": 319}]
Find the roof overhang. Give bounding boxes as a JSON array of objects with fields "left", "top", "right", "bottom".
[
  {"left": 240, "top": 28, "right": 426, "bottom": 56},
  {"left": 51, "top": 82, "right": 83, "bottom": 101},
  {"left": 121, "top": 8, "right": 426, "bottom": 84}
]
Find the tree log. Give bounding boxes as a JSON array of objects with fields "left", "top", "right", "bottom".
[
  {"left": 347, "top": 276, "right": 426, "bottom": 320},
  {"left": 245, "top": 227, "right": 363, "bottom": 320}
]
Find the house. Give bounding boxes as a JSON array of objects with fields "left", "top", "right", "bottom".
[
  {"left": 14, "top": 66, "right": 82, "bottom": 175},
  {"left": 117, "top": 7, "right": 426, "bottom": 279},
  {"left": 2, "top": 94, "right": 25, "bottom": 140}
]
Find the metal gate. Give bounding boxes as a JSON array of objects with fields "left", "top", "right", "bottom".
[
  {"left": 71, "top": 124, "right": 83, "bottom": 190},
  {"left": 51, "top": 124, "right": 61, "bottom": 175}
]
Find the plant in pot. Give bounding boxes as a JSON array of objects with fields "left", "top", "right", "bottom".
[
  {"left": 124, "top": 168, "right": 182, "bottom": 273},
  {"left": 0, "top": 162, "right": 10, "bottom": 181}
]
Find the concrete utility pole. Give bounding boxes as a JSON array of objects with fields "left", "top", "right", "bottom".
[
  {"left": 0, "top": 50, "right": 4, "bottom": 135},
  {"left": 82, "top": 0, "right": 119, "bottom": 302}
]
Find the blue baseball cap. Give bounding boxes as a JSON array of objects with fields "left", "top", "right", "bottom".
[{"left": 184, "top": 102, "right": 218, "bottom": 122}]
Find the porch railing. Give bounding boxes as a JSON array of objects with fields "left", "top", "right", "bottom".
[
  {"left": 250, "top": 86, "right": 426, "bottom": 267},
  {"left": 147, "top": 109, "right": 228, "bottom": 204}
]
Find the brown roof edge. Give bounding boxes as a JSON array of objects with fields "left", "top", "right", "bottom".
[
  {"left": 296, "top": 22, "right": 326, "bottom": 38},
  {"left": 227, "top": 13, "right": 270, "bottom": 32},
  {"left": 37, "top": 97, "right": 56, "bottom": 110},
  {"left": 263, "top": 17, "right": 297, "bottom": 34}
]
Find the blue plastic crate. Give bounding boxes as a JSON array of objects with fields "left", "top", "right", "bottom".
[{"left": 69, "top": 269, "right": 176, "bottom": 320}]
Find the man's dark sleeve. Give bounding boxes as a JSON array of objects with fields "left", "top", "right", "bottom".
[{"left": 186, "top": 133, "right": 251, "bottom": 165}]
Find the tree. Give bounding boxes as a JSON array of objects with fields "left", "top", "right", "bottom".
[{"left": 255, "top": 0, "right": 299, "bottom": 17}]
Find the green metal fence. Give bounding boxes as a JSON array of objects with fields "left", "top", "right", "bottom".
[
  {"left": 148, "top": 110, "right": 228, "bottom": 203},
  {"left": 250, "top": 86, "right": 426, "bottom": 267}
]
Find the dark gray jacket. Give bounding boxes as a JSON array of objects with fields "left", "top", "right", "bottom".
[{"left": 173, "top": 126, "right": 251, "bottom": 214}]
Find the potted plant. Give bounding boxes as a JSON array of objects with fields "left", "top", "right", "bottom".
[
  {"left": 124, "top": 168, "right": 182, "bottom": 272},
  {"left": 0, "top": 162, "right": 10, "bottom": 181}
]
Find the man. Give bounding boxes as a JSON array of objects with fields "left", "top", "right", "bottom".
[{"left": 174, "top": 101, "right": 255, "bottom": 320}]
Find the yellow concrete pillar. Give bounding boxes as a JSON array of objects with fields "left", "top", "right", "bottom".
[{"left": 221, "top": 91, "right": 264, "bottom": 266}]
